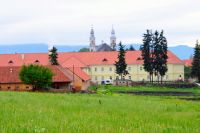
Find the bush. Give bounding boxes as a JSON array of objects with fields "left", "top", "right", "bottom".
[{"left": 20, "top": 65, "right": 53, "bottom": 90}]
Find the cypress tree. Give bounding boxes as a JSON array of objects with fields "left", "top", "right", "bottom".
[
  {"left": 49, "top": 46, "right": 59, "bottom": 65},
  {"left": 158, "top": 30, "right": 168, "bottom": 83},
  {"left": 191, "top": 40, "right": 200, "bottom": 82},
  {"left": 115, "top": 42, "right": 128, "bottom": 80},
  {"left": 153, "top": 30, "right": 160, "bottom": 82},
  {"left": 140, "top": 30, "right": 154, "bottom": 82}
]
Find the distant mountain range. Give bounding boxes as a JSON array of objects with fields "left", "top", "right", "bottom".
[{"left": 0, "top": 44, "right": 194, "bottom": 60}]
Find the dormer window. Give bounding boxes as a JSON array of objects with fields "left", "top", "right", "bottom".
[
  {"left": 8, "top": 60, "right": 14, "bottom": 64},
  {"left": 137, "top": 57, "right": 142, "bottom": 60},
  {"left": 34, "top": 60, "right": 40, "bottom": 64},
  {"left": 102, "top": 58, "right": 108, "bottom": 62}
]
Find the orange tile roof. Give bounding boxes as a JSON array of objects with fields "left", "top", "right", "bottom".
[
  {"left": 183, "top": 59, "right": 193, "bottom": 67},
  {"left": 47, "top": 65, "right": 71, "bottom": 82},
  {"left": 0, "top": 67, "right": 21, "bottom": 83},
  {"left": 0, "top": 66, "right": 71, "bottom": 84},
  {"left": 61, "top": 57, "right": 87, "bottom": 68},
  {"left": 0, "top": 51, "right": 183, "bottom": 67},
  {"left": 68, "top": 67, "right": 91, "bottom": 81}
]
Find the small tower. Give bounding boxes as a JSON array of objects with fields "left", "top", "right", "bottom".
[
  {"left": 110, "top": 26, "right": 116, "bottom": 50},
  {"left": 89, "top": 27, "right": 96, "bottom": 52}
]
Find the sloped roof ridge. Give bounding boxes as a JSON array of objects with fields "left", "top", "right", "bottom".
[
  {"left": 54, "top": 65, "right": 72, "bottom": 81},
  {"left": 67, "top": 67, "right": 90, "bottom": 81},
  {"left": 61, "top": 55, "right": 87, "bottom": 67}
]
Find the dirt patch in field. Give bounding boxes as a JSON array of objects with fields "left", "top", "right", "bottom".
[
  {"left": 179, "top": 97, "right": 200, "bottom": 101},
  {"left": 117, "top": 91, "right": 195, "bottom": 96}
]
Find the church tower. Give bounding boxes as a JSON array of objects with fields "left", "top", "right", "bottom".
[
  {"left": 89, "top": 27, "right": 96, "bottom": 52},
  {"left": 110, "top": 27, "right": 116, "bottom": 50}
]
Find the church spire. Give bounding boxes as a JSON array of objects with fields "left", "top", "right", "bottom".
[
  {"left": 110, "top": 26, "right": 116, "bottom": 50},
  {"left": 89, "top": 26, "right": 96, "bottom": 52}
]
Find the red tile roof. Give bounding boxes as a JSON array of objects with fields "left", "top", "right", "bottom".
[
  {"left": 0, "top": 66, "right": 71, "bottom": 84},
  {"left": 183, "top": 59, "right": 193, "bottom": 67},
  {"left": 0, "top": 67, "right": 21, "bottom": 83},
  {"left": 47, "top": 65, "right": 71, "bottom": 82},
  {"left": 62, "top": 57, "right": 87, "bottom": 68},
  {"left": 0, "top": 51, "right": 183, "bottom": 67},
  {"left": 68, "top": 67, "right": 91, "bottom": 81}
]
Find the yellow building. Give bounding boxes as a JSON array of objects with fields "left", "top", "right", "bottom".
[{"left": 0, "top": 50, "right": 184, "bottom": 86}]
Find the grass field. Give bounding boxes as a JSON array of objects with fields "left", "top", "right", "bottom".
[{"left": 0, "top": 86, "right": 200, "bottom": 133}]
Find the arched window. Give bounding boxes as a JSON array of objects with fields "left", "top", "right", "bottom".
[
  {"left": 34, "top": 60, "right": 40, "bottom": 64},
  {"left": 8, "top": 60, "right": 14, "bottom": 64},
  {"left": 102, "top": 58, "right": 108, "bottom": 62}
]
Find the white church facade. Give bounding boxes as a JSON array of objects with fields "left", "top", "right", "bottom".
[{"left": 89, "top": 27, "right": 117, "bottom": 52}]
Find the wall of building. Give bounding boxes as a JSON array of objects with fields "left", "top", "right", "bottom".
[
  {"left": 0, "top": 83, "right": 32, "bottom": 91},
  {"left": 84, "top": 64, "right": 184, "bottom": 84},
  {"left": 61, "top": 68, "right": 90, "bottom": 90},
  {"left": 52, "top": 82, "right": 70, "bottom": 89}
]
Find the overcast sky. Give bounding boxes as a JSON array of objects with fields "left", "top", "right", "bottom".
[{"left": 0, "top": 0, "right": 200, "bottom": 47}]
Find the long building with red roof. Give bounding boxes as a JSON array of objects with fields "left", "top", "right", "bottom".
[
  {"left": 0, "top": 50, "right": 184, "bottom": 85},
  {"left": 0, "top": 65, "right": 72, "bottom": 91}
]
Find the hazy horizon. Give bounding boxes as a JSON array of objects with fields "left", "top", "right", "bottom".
[{"left": 0, "top": 0, "right": 200, "bottom": 47}]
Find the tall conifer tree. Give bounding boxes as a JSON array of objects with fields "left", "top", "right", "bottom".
[
  {"left": 115, "top": 42, "right": 128, "bottom": 80},
  {"left": 191, "top": 40, "right": 200, "bottom": 82},
  {"left": 158, "top": 30, "right": 168, "bottom": 83},
  {"left": 49, "top": 46, "right": 59, "bottom": 65},
  {"left": 140, "top": 30, "right": 154, "bottom": 82},
  {"left": 153, "top": 30, "right": 160, "bottom": 80}
]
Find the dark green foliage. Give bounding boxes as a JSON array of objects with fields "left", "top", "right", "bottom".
[
  {"left": 191, "top": 40, "right": 200, "bottom": 82},
  {"left": 140, "top": 30, "right": 154, "bottom": 82},
  {"left": 154, "top": 30, "right": 168, "bottom": 83},
  {"left": 79, "top": 47, "right": 90, "bottom": 52},
  {"left": 115, "top": 42, "right": 128, "bottom": 79},
  {"left": 49, "top": 46, "right": 59, "bottom": 65},
  {"left": 129, "top": 45, "right": 135, "bottom": 51},
  {"left": 19, "top": 65, "right": 53, "bottom": 90},
  {"left": 140, "top": 30, "right": 168, "bottom": 83},
  {"left": 153, "top": 30, "right": 160, "bottom": 77},
  {"left": 185, "top": 66, "right": 192, "bottom": 80}
]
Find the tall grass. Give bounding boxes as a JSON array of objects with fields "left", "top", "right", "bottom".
[{"left": 0, "top": 91, "right": 200, "bottom": 133}]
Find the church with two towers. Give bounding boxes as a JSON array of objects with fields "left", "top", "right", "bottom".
[{"left": 89, "top": 27, "right": 117, "bottom": 52}]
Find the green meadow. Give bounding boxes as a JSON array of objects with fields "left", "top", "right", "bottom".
[{"left": 0, "top": 86, "right": 200, "bottom": 133}]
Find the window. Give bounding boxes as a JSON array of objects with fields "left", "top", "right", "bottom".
[
  {"left": 128, "top": 67, "right": 131, "bottom": 71},
  {"left": 7, "top": 87, "right": 11, "bottom": 90},
  {"left": 34, "top": 60, "right": 40, "bottom": 64},
  {"left": 147, "top": 75, "right": 150, "bottom": 80},
  {"left": 102, "top": 58, "right": 108, "bottom": 62},
  {"left": 129, "top": 76, "right": 131, "bottom": 80},
  {"left": 109, "top": 67, "right": 112, "bottom": 71},
  {"left": 101, "top": 76, "right": 104, "bottom": 80},
  {"left": 140, "top": 66, "right": 143, "bottom": 71},
  {"left": 166, "top": 75, "right": 168, "bottom": 80},
  {"left": 110, "top": 76, "right": 112, "bottom": 80},
  {"left": 26, "top": 86, "right": 29, "bottom": 89},
  {"left": 116, "top": 76, "right": 119, "bottom": 80},
  {"left": 88, "top": 68, "right": 91, "bottom": 72},
  {"left": 95, "top": 76, "right": 98, "bottom": 81},
  {"left": 101, "top": 67, "right": 104, "bottom": 72},
  {"left": 8, "top": 60, "right": 13, "bottom": 64},
  {"left": 123, "top": 76, "right": 125, "bottom": 80},
  {"left": 94, "top": 67, "right": 97, "bottom": 72}
]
